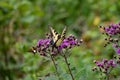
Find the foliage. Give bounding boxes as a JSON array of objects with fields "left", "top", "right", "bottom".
[{"left": 0, "top": 0, "right": 120, "bottom": 80}]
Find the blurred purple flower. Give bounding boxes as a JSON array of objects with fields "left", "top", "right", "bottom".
[
  {"left": 99, "top": 22, "right": 120, "bottom": 53},
  {"left": 96, "top": 62, "right": 103, "bottom": 67},
  {"left": 93, "top": 59, "right": 117, "bottom": 73},
  {"left": 108, "top": 59, "right": 114, "bottom": 65},
  {"left": 107, "top": 59, "right": 116, "bottom": 67},
  {"left": 104, "top": 23, "right": 120, "bottom": 35},
  {"left": 111, "top": 63, "right": 117, "bottom": 67},
  {"left": 102, "top": 59, "right": 108, "bottom": 63},
  {"left": 116, "top": 48, "right": 120, "bottom": 54}
]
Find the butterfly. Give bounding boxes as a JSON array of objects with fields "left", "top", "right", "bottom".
[{"left": 49, "top": 27, "right": 66, "bottom": 48}]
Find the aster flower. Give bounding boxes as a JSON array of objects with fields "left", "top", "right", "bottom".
[
  {"left": 92, "top": 58, "right": 120, "bottom": 80},
  {"left": 57, "top": 35, "right": 82, "bottom": 50},
  {"left": 99, "top": 22, "right": 120, "bottom": 54},
  {"left": 104, "top": 23, "right": 120, "bottom": 35},
  {"left": 36, "top": 39, "right": 51, "bottom": 56},
  {"left": 107, "top": 59, "right": 116, "bottom": 68},
  {"left": 35, "top": 36, "right": 82, "bottom": 56},
  {"left": 116, "top": 48, "right": 120, "bottom": 54}
]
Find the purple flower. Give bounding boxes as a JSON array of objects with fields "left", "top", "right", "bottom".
[
  {"left": 57, "top": 35, "right": 82, "bottom": 50},
  {"left": 34, "top": 34, "right": 82, "bottom": 56},
  {"left": 104, "top": 22, "right": 120, "bottom": 35},
  {"left": 116, "top": 48, "right": 120, "bottom": 54},
  {"left": 100, "top": 22, "right": 120, "bottom": 53},
  {"left": 94, "top": 59, "right": 117, "bottom": 72},
  {"left": 96, "top": 62, "right": 103, "bottom": 67},
  {"left": 102, "top": 59, "right": 108, "bottom": 63},
  {"left": 107, "top": 59, "right": 116, "bottom": 67},
  {"left": 36, "top": 39, "right": 51, "bottom": 56},
  {"left": 111, "top": 63, "right": 117, "bottom": 67},
  {"left": 37, "top": 39, "right": 50, "bottom": 47},
  {"left": 108, "top": 59, "right": 114, "bottom": 65}
]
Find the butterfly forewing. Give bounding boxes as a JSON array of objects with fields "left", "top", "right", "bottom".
[
  {"left": 61, "top": 26, "right": 66, "bottom": 40},
  {"left": 49, "top": 27, "right": 59, "bottom": 43}
]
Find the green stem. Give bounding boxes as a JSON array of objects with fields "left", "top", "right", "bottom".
[
  {"left": 63, "top": 54, "right": 75, "bottom": 80},
  {"left": 105, "top": 73, "right": 109, "bottom": 80},
  {"left": 50, "top": 55, "right": 61, "bottom": 80},
  {"left": 105, "top": 67, "right": 114, "bottom": 80}
]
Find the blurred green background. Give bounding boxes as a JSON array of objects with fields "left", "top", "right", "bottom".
[{"left": 0, "top": 0, "right": 120, "bottom": 80}]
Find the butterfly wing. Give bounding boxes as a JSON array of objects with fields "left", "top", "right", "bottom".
[
  {"left": 49, "top": 27, "right": 66, "bottom": 47},
  {"left": 49, "top": 27, "right": 59, "bottom": 44},
  {"left": 61, "top": 26, "right": 66, "bottom": 39},
  {"left": 55, "top": 27, "right": 66, "bottom": 46}
]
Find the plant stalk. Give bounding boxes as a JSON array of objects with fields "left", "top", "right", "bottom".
[
  {"left": 50, "top": 55, "right": 61, "bottom": 80},
  {"left": 106, "top": 73, "right": 109, "bottom": 80},
  {"left": 63, "top": 55, "right": 75, "bottom": 80}
]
